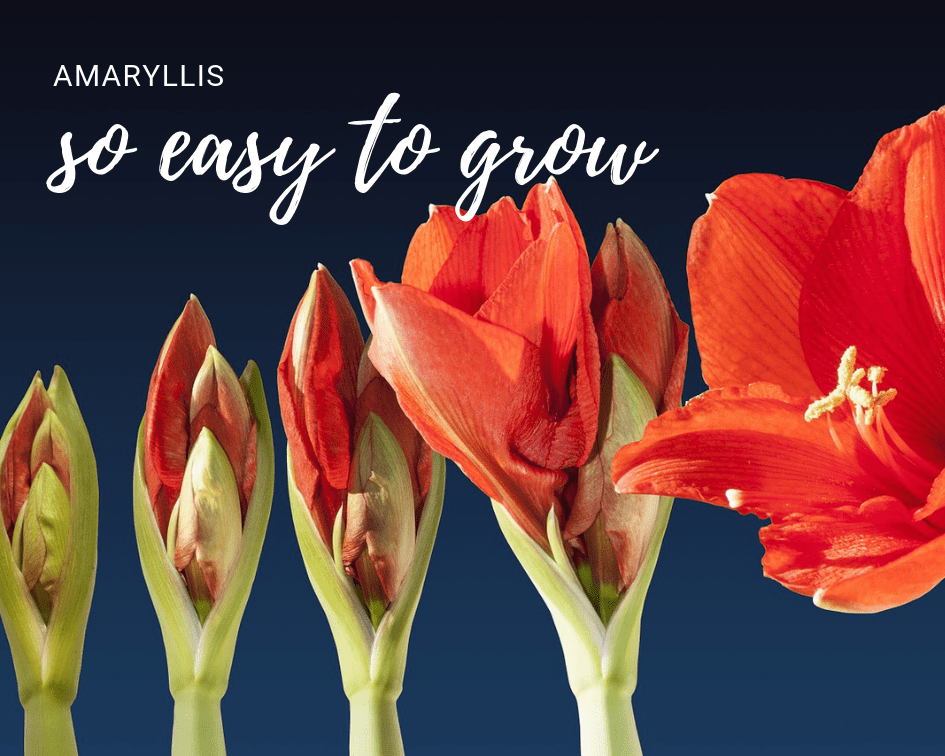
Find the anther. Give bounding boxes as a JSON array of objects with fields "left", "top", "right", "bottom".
[{"left": 804, "top": 346, "right": 895, "bottom": 426}]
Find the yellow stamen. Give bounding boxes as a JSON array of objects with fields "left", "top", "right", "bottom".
[{"left": 804, "top": 346, "right": 895, "bottom": 426}]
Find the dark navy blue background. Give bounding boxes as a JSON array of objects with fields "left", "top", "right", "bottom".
[{"left": 3, "top": 22, "right": 943, "bottom": 755}]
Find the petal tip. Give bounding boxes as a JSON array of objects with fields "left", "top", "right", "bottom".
[{"left": 812, "top": 587, "right": 847, "bottom": 613}]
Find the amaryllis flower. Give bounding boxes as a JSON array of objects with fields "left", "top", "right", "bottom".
[
  {"left": 352, "top": 179, "right": 687, "bottom": 603},
  {"left": 0, "top": 368, "right": 96, "bottom": 756},
  {"left": 614, "top": 107, "right": 945, "bottom": 613},
  {"left": 352, "top": 181, "right": 686, "bottom": 756},
  {"left": 134, "top": 296, "right": 273, "bottom": 756},
  {"left": 3, "top": 375, "right": 75, "bottom": 624},
  {"left": 278, "top": 265, "right": 432, "bottom": 625},
  {"left": 278, "top": 267, "right": 444, "bottom": 756},
  {"left": 142, "top": 296, "right": 258, "bottom": 621}
]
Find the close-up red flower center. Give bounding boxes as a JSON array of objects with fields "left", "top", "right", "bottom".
[{"left": 802, "top": 346, "right": 945, "bottom": 530}]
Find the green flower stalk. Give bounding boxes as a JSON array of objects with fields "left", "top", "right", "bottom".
[
  {"left": 133, "top": 297, "right": 274, "bottom": 756},
  {"left": 0, "top": 368, "right": 97, "bottom": 756},
  {"left": 278, "top": 267, "right": 444, "bottom": 756}
]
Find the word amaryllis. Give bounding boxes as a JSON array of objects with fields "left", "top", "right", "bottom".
[
  {"left": 615, "top": 107, "right": 945, "bottom": 613},
  {"left": 279, "top": 266, "right": 444, "bottom": 756},
  {"left": 134, "top": 296, "right": 274, "bottom": 756},
  {"left": 0, "top": 369, "right": 97, "bottom": 756},
  {"left": 352, "top": 180, "right": 687, "bottom": 756}
]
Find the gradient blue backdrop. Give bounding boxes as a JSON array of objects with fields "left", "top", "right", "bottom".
[{"left": 3, "top": 22, "right": 943, "bottom": 755}]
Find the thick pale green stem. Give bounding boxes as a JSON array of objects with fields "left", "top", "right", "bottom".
[
  {"left": 574, "top": 681, "right": 641, "bottom": 756},
  {"left": 172, "top": 686, "right": 226, "bottom": 756},
  {"left": 23, "top": 691, "right": 78, "bottom": 756},
  {"left": 348, "top": 688, "right": 405, "bottom": 756}
]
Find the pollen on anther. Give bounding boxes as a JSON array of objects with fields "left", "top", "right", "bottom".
[
  {"left": 805, "top": 389, "right": 845, "bottom": 422},
  {"left": 806, "top": 345, "right": 898, "bottom": 427},
  {"left": 868, "top": 366, "right": 887, "bottom": 385}
]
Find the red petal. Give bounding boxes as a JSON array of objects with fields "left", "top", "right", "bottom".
[
  {"left": 591, "top": 221, "right": 689, "bottom": 414},
  {"left": 811, "top": 529, "right": 945, "bottom": 613},
  {"left": 426, "top": 197, "right": 532, "bottom": 314},
  {"left": 612, "top": 383, "right": 882, "bottom": 515},
  {"left": 522, "top": 179, "right": 587, "bottom": 253},
  {"left": 363, "top": 279, "right": 569, "bottom": 549},
  {"left": 351, "top": 259, "right": 382, "bottom": 329},
  {"left": 1, "top": 380, "right": 53, "bottom": 536},
  {"left": 277, "top": 267, "right": 363, "bottom": 547},
  {"left": 476, "top": 222, "right": 595, "bottom": 420},
  {"left": 688, "top": 174, "right": 845, "bottom": 394},
  {"left": 759, "top": 497, "right": 945, "bottom": 611},
  {"left": 904, "top": 109, "right": 945, "bottom": 328},
  {"left": 401, "top": 205, "right": 468, "bottom": 292},
  {"left": 799, "top": 168, "right": 945, "bottom": 466},
  {"left": 144, "top": 297, "right": 216, "bottom": 540}
]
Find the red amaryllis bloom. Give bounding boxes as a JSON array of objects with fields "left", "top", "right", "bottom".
[
  {"left": 614, "top": 107, "right": 945, "bottom": 613},
  {"left": 143, "top": 296, "right": 258, "bottom": 616},
  {"left": 352, "top": 180, "right": 687, "bottom": 591},
  {"left": 277, "top": 266, "right": 432, "bottom": 620}
]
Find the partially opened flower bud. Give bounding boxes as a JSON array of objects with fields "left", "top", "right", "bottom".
[
  {"left": 166, "top": 427, "right": 243, "bottom": 622},
  {"left": 142, "top": 297, "right": 258, "bottom": 621},
  {"left": 278, "top": 266, "right": 445, "bottom": 756},
  {"left": 278, "top": 266, "right": 431, "bottom": 627},
  {"left": 569, "top": 220, "right": 688, "bottom": 619},
  {"left": 134, "top": 295, "right": 274, "bottom": 756}
]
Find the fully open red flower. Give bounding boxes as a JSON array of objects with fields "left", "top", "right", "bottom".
[
  {"left": 352, "top": 181, "right": 687, "bottom": 590},
  {"left": 614, "top": 107, "right": 945, "bottom": 612}
]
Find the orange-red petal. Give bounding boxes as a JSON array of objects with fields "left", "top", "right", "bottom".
[
  {"left": 476, "top": 222, "right": 596, "bottom": 423},
  {"left": 688, "top": 174, "right": 845, "bottom": 395},
  {"left": 798, "top": 171, "right": 945, "bottom": 468},
  {"left": 522, "top": 179, "right": 586, "bottom": 253},
  {"left": 1, "top": 382, "right": 54, "bottom": 536},
  {"left": 401, "top": 205, "right": 468, "bottom": 292},
  {"left": 144, "top": 297, "right": 216, "bottom": 539},
  {"left": 277, "top": 267, "right": 363, "bottom": 546},
  {"left": 759, "top": 496, "right": 945, "bottom": 611},
  {"left": 425, "top": 196, "right": 533, "bottom": 314},
  {"left": 591, "top": 220, "right": 689, "bottom": 414},
  {"left": 613, "top": 383, "right": 882, "bottom": 515},
  {"left": 361, "top": 275, "right": 569, "bottom": 549},
  {"left": 810, "top": 529, "right": 945, "bottom": 613}
]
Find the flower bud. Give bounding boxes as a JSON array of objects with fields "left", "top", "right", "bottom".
[
  {"left": 142, "top": 297, "right": 258, "bottom": 621},
  {"left": 166, "top": 427, "right": 243, "bottom": 623},
  {"left": 343, "top": 411, "right": 416, "bottom": 626},
  {"left": 2, "top": 377, "right": 78, "bottom": 624},
  {"left": 572, "top": 355, "right": 660, "bottom": 621},
  {"left": 278, "top": 266, "right": 431, "bottom": 626},
  {"left": 0, "top": 367, "right": 97, "bottom": 734}
]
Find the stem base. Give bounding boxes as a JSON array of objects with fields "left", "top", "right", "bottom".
[{"left": 348, "top": 688, "right": 405, "bottom": 756}]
